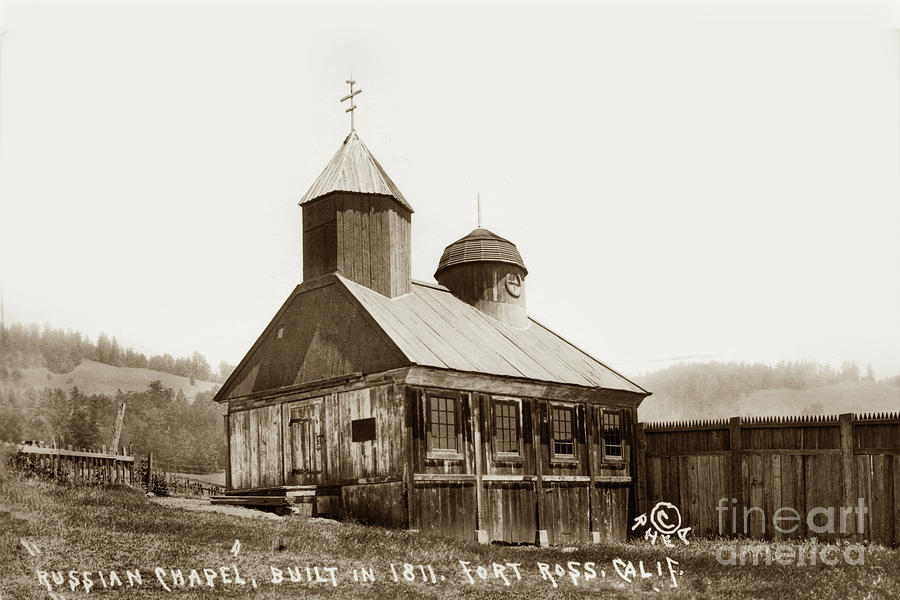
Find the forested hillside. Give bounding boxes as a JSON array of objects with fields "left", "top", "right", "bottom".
[
  {"left": 637, "top": 360, "right": 900, "bottom": 422},
  {"left": 0, "top": 381, "right": 225, "bottom": 472},
  {"left": 0, "top": 321, "right": 229, "bottom": 472},
  {"left": 0, "top": 321, "right": 234, "bottom": 383}
]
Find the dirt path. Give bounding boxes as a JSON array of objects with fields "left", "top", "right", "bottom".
[{"left": 149, "top": 496, "right": 282, "bottom": 520}]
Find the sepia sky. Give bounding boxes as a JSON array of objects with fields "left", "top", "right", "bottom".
[{"left": 1, "top": 0, "right": 898, "bottom": 379}]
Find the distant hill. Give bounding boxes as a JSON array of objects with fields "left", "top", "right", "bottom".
[
  {"left": 639, "top": 380, "right": 899, "bottom": 422},
  {"left": 634, "top": 360, "right": 899, "bottom": 422},
  {"left": 13, "top": 359, "right": 218, "bottom": 399}
]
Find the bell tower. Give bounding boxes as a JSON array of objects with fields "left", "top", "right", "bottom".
[
  {"left": 434, "top": 227, "right": 528, "bottom": 328},
  {"left": 299, "top": 80, "right": 412, "bottom": 297}
]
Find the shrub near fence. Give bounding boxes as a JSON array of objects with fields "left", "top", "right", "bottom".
[
  {"left": 635, "top": 412, "right": 900, "bottom": 546},
  {"left": 7, "top": 440, "right": 135, "bottom": 486}
]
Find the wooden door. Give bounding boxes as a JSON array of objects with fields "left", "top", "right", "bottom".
[{"left": 289, "top": 399, "right": 323, "bottom": 484}]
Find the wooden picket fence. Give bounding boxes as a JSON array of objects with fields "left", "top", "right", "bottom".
[
  {"left": 10, "top": 440, "right": 135, "bottom": 486},
  {"left": 636, "top": 412, "right": 900, "bottom": 546}
]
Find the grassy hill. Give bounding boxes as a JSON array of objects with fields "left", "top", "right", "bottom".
[
  {"left": 13, "top": 359, "right": 219, "bottom": 399},
  {"left": 638, "top": 381, "right": 900, "bottom": 423},
  {"left": 2, "top": 472, "right": 897, "bottom": 599}
]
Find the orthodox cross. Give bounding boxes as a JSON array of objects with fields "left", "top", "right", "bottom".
[{"left": 340, "top": 77, "right": 362, "bottom": 132}]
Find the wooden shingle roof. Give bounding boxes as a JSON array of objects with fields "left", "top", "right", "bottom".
[
  {"left": 339, "top": 276, "right": 648, "bottom": 394},
  {"left": 299, "top": 131, "right": 412, "bottom": 211},
  {"left": 435, "top": 228, "right": 528, "bottom": 277}
]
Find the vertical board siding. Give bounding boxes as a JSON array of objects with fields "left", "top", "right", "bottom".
[
  {"left": 410, "top": 482, "right": 477, "bottom": 540},
  {"left": 341, "top": 481, "right": 408, "bottom": 528},
  {"left": 228, "top": 404, "right": 283, "bottom": 489},
  {"left": 594, "top": 485, "right": 630, "bottom": 543},
  {"left": 484, "top": 482, "right": 536, "bottom": 543},
  {"left": 641, "top": 414, "right": 899, "bottom": 545},
  {"left": 544, "top": 483, "right": 591, "bottom": 546}
]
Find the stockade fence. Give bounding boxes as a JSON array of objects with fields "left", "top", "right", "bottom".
[
  {"left": 636, "top": 412, "right": 900, "bottom": 546},
  {"left": 9, "top": 440, "right": 135, "bottom": 486}
]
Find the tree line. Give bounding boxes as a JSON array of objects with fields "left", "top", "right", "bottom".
[
  {"left": 639, "top": 359, "right": 886, "bottom": 407},
  {"left": 0, "top": 322, "right": 235, "bottom": 383}
]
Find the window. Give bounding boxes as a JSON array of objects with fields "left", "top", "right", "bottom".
[
  {"left": 426, "top": 392, "right": 460, "bottom": 455},
  {"left": 492, "top": 397, "right": 521, "bottom": 456},
  {"left": 276, "top": 325, "right": 285, "bottom": 340},
  {"left": 603, "top": 410, "right": 623, "bottom": 459},
  {"left": 551, "top": 405, "right": 575, "bottom": 459}
]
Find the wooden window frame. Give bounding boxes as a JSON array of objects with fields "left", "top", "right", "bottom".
[
  {"left": 491, "top": 396, "right": 523, "bottom": 460},
  {"left": 601, "top": 408, "right": 625, "bottom": 462},
  {"left": 549, "top": 402, "right": 578, "bottom": 464},
  {"left": 424, "top": 389, "right": 463, "bottom": 460}
]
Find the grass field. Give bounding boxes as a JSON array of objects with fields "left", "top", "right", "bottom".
[
  {"left": 1, "top": 472, "right": 898, "bottom": 599},
  {"left": 14, "top": 359, "right": 219, "bottom": 400}
]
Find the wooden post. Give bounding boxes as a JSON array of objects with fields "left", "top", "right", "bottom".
[
  {"left": 729, "top": 416, "right": 743, "bottom": 537},
  {"left": 584, "top": 405, "right": 599, "bottom": 543},
  {"left": 839, "top": 413, "right": 856, "bottom": 538},
  {"left": 471, "top": 393, "right": 488, "bottom": 544},
  {"left": 146, "top": 452, "right": 154, "bottom": 491},
  {"left": 532, "top": 400, "right": 548, "bottom": 547},
  {"left": 224, "top": 413, "right": 232, "bottom": 490},
  {"left": 110, "top": 403, "right": 126, "bottom": 455},
  {"left": 635, "top": 422, "right": 649, "bottom": 521}
]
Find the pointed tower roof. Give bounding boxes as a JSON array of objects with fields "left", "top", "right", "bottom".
[{"left": 299, "top": 131, "right": 412, "bottom": 211}]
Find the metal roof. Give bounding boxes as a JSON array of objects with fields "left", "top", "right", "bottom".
[
  {"left": 299, "top": 131, "right": 413, "bottom": 211},
  {"left": 435, "top": 228, "right": 527, "bottom": 277},
  {"left": 339, "top": 276, "right": 647, "bottom": 394}
]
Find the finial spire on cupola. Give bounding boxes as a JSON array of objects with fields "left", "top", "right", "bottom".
[{"left": 476, "top": 193, "right": 482, "bottom": 229}]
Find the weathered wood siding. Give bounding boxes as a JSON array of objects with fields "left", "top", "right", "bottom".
[
  {"left": 341, "top": 481, "right": 408, "bottom": 528},
  {"left": 594, "top": 485, "right": 630, "bottom": 543},
  {"left": 639, "top": 413, "right": 900, "bottom": 545},
  {"left": 228, "top": 404, "right": 283, "bottom": 490},
  {"left": 410, "top": 482, "right": 478, "bottom": 539},
  {"left": 407, "top": 384, "right": 637, "bottom": 544},
  {"left": 302, "top": 193, "right": 411, "bottom": 298},
  {"left": 227, "top": 377, "right": 641, "bottom": 546},
  {"left": 483, "top": 482, "right": 536, "bottom": 543}
]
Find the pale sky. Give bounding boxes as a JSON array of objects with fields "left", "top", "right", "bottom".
[{"left": 1, "top": 0, "right": 899, "bottom": 379}]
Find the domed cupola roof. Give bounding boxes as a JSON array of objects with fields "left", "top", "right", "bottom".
[{"left": 435, "top": 228, "right": 527, "bottom": 278}]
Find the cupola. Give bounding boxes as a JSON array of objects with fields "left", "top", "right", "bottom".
[{"left": 434, "top": 228, "right": 528, "bottom": 328}]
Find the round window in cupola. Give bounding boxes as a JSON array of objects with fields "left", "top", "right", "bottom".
[{"left": 505, "top": 272, "right": 522, "bottom": 297}]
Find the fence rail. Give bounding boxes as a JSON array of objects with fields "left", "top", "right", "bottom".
[
  {"left": 11, "top": 441, "right": 135, "bottom": 486},
  {"left": 636, "top": 412, "right": 899, "bottom": 546}
]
